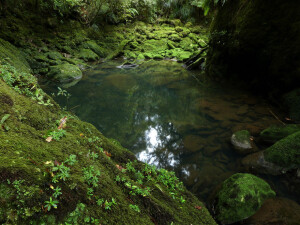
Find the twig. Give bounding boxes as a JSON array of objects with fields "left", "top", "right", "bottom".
[{"left": 268, "top": 109, "right": 285, "bottom": 125}]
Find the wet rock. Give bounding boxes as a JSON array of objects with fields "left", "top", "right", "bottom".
[
  {"left": 260, "top": 124, "right": 300, "bottom": 144},
  {"left": 116, "top": 63, "right": 139, "bottom": 69},
  {"left": 242, "top": 151, "right": 285, "bottom": 175},
  {"left": 231, "top": 130, "right": 257, "bottom": 155},
  {"left": 264, "top": 131, "right": 300, "bottom": 169},
  {"left": 282, "top": 89, "right": 300, "bottom": 122},
  {"left": 214, "top": 173, "right": 275, "bottom": 224},
  {"left": 242, "top": 197, "right": 300, "bottom": 225},
  {"left": 47, "top": 63, "right": 82, "bottom": 83}
]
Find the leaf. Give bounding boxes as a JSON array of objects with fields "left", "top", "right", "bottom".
[
  {"left": 1, "top": 114, "right": 10, "bottom": 125},
  {"left": 46, "top": 136, "right": 53, "bottom": 142},
  {"left": 104, "top": 151, "right": 111, "bottom": 157},
  {"left": 116, "top": 164, "right": 125, "bottom": 171}
]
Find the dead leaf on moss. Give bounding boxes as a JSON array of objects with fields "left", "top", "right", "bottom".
[{"left": 104, "top": 151, "right": 111, "bottom": 157}]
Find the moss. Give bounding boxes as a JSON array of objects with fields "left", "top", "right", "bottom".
[
  {"left": 47, "top": 63, "right": 82, "bottom": 83},
  {"left": 215, "top": 173, "right": 276, "bottom": 224},
  {"left": 0, "top": 62, "right": 217, "bottom": 224},
  {"left": 260, "top": 124, "right": 300, "bottom": 143},
  {"left": 264, "top": 131, "right": 300, "bottom": 168},
  {"left": 77, "top": 49, "right": 100, "bottom": 62},
  {"left": 81, "top": 40, "right": 106, "bottom": 58},
  {"left": 47, "top": 51, "right": 64, "bottom": 60},
  {"left": 0, "top": 38, "right": 31, "bottom": 74}
]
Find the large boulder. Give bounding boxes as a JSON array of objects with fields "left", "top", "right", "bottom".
[
  {"left": 260, "top": 124, "right": 300, "bottom": 144},
  {"left": 47, "top": 63, "right": 82, "bottom": 83},
  {"left": 214, "top": 173, "right": 275, "bottom": 224},
  {"left": 264, "top": 131, "right": 300, "bottom": 169},
  {"left": 243, "top": 197, "right": 300, "bottom": 225}
]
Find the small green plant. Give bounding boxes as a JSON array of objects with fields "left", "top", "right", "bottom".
[
  {"left": 52, "top": 162, "right": 71, "bottom": 182},
  {"left": 44, "top": 197, "right": 59, "bottom": 211},
  {"left": 49, "top": 129, "right": 66, "bottom": 141},
  {"left": 53, "top": 186, "right": 62, "bottom": 198},
  {"left": 83, "top": 166, "right": 101, "bottom": 187},
  {"left": 65, "top": 154, "right": 78, "bottom": 166},
  {"left": 104, "top": 198, "right": 117, "bottom": 210},
  {"left": 129, "top": 204, "right": 140, "bottom": 213},
  {"left": 96, "top": 198, "right": 104, "bottom": 206},
  {"left": 57, "top": 87, "right": 71, "bottom": 98},
  {"left": 88, "top": 136, "right": 101, "bottom": 143},
  {"left": 89, "top": 151, "right": 99, "bottom": 160},
  {"left": 126, "top": 161, "right": 136, "bottom": 173},
  {"left": 87, "top": 187, "right": 94, "bottom": 200}
]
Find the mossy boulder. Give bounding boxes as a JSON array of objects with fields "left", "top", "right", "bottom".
[
  {"left": 260, "top": 124, "right": 300, "bottom": 144},
  {"left": 81, "top": 40, "right": 106, "bottom": 58},
  {"left": 231, "top": 130, "right": 256, "bottom": 155},
  {"left": 47, "top": 51, "right": 64, "bottom": 60},
  {"left": 215, "top": 173, "right": 276, "bottom": 224},
  {"left": 47, "top": 63, "right": 82, "bottom": 83},
  {"left": 78, "top": 48, "right": 100, "bottom": 62},
  {"left": 168, "top": 34, "right": 182, "bottom": 42},
  {"left": 282, "top": 89, "right": 300, "bottom": 122},
  {"left": 264, "top": 131, "right": 300, "bottom": 168}
]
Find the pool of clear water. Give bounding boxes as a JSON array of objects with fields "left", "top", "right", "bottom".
[{"left": 42, "top": 60, "right": 295, "bottom": 202}]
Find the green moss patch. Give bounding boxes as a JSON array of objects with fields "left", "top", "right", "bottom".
[
  {"left": 260, "top": 124, "right": 300, "bottom": 144},
  {"left": 264, "top": 131, "right": 300, "bottom": 168},
  {"left": 215, "top": 173, "right": 275, "bottom": 224}
]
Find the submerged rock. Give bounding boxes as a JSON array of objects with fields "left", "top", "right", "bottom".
[
  {"left": 260, "top": 124, "right": 300, "bottom": 144},
  {"left": 47, "top": 63, "right": 82, "bottom": 83},
  {"left": 243, "top": 197, "right": 300, "bottom": 225},
  {"left": 231, "top": 130, "right": 256, "bottom": 155},
  {"left": 214, "top": 173, "right": 275, "bottom": 224},
  {"left": 242, "top": 151, "right": 285, "bottom": 175}
]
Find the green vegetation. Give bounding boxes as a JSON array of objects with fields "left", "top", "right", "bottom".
[
  {"left": 215, "top": 173, "right": 276, "bottom": 224},
  {"left": 264, "top": 131, "right": 300, "bottom": 168}
]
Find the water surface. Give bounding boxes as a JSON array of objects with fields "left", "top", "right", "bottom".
[{"left": 43, "top": 60, "right": 287, "bottom": 201}]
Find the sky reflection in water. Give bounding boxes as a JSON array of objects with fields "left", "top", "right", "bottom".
[{"left": 44, "top": 60, "right": 283, "bottom": 201}]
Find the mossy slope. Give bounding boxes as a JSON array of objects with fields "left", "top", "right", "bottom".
[{"left": 0, "top": 62, "right": 216, "bottom": 224}]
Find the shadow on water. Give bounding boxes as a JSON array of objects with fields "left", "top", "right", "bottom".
[{"left": 41, "top": 60, "right": 296, "bottom": 203}]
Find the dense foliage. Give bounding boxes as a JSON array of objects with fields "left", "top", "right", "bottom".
[{"left": 0, "top": 0, "right": 222, "bottom": 24}]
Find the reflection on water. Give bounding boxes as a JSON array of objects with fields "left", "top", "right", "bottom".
[{"left": 43, "top": 60, "right": 285, "bottom": 201}]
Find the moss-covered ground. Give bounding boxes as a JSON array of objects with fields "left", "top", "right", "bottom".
[
  {"left": 0, "top": 10, "right": 216, "bottom": 225},
  {"left": 0, "top": 61, "right": 217, "bottom": 224}
]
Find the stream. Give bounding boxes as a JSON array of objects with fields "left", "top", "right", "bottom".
[{"left": 42, "top": 60, "right": 296, "bottom": 203}]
